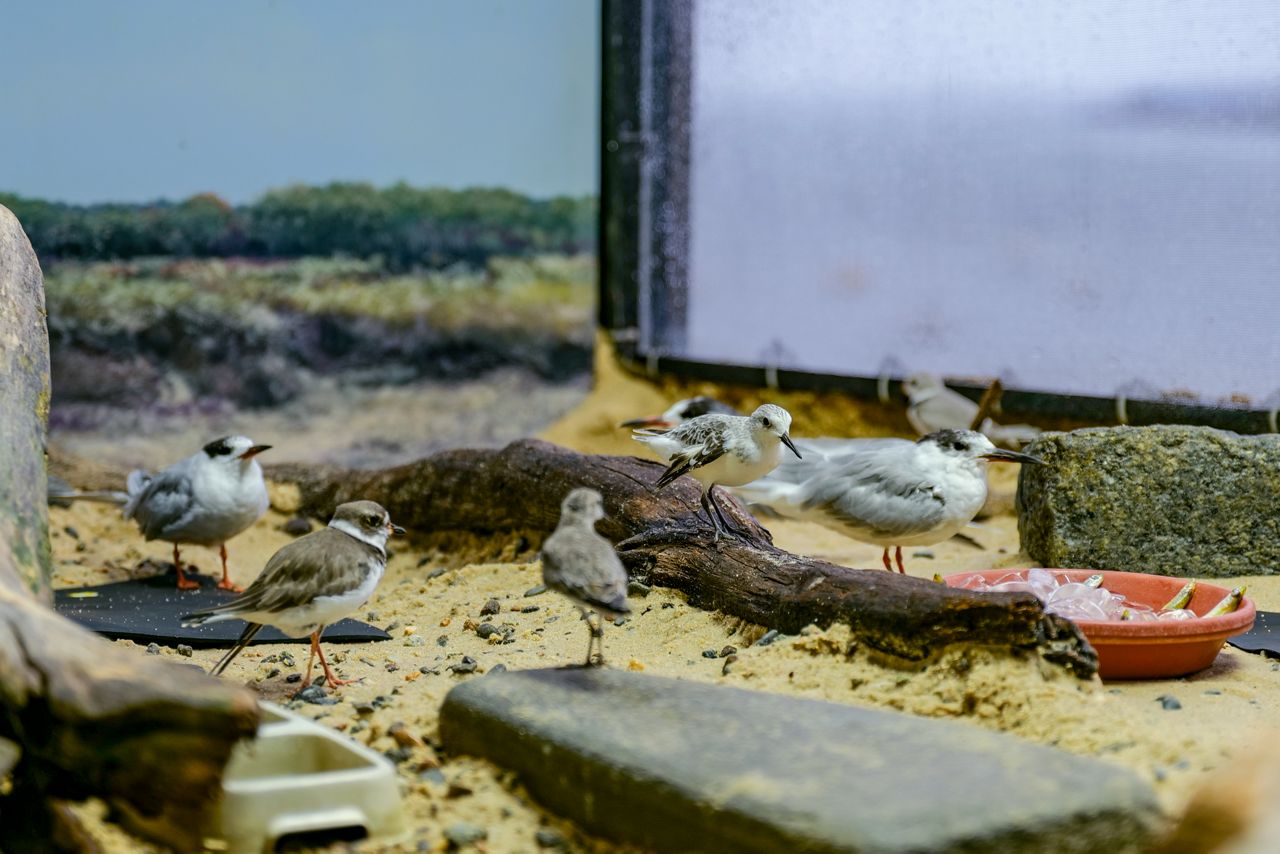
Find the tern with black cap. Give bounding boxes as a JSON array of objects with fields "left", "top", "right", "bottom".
[
  {"left": 123, "top": 435, "right": 271, "bottom": 591},
  {"left": 731, "top": 428, "right": 1043, "bottom": 573}
]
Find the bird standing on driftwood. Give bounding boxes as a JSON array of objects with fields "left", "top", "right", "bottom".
[{"left": 633, "top": 404, "right": 802, "bottom": 541}]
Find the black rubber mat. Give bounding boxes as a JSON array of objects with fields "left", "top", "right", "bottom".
[
  {"left": 54, "top": 567, "right": 390, "bottom": 648},
  {"left": 1227, "top": 610, "right": 1280, "bottom": 658}
]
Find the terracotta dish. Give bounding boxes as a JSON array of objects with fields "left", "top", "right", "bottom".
[{"left": 946, "top": 569, "right": 1256, "bottom": 680}]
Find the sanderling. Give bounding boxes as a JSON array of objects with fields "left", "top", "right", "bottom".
[
  {"left": 903, "top": 373, "right": 1040, "bottom": 449},
  {"left": 183, "top": 500, "right": 403, "bottom": 688},
  {"left": 123, "top": 435, "right": 271, "bottom": 591},
  {"left": 730, "top": 429, "right": 1042, "bottom": 572},
  {"left": 620, "top": 395, "right": 742, "bottom": 431},
  {"left": 540, "top": 487, "right": 630, "bottom": 666},
  {"left": 634, "top": 403, "right": 801, "bottom": 541}
]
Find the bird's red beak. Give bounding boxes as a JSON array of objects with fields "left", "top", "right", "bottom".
[
  {"left": 620, "top": 416, "right": 673, "bottom": 429},
  {"left": 239, "top": 444, "right": 272, "bottom": 460}
]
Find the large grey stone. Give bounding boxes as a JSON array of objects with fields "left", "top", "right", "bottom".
[
  {"left": 0, "top": 205, "right": 52, "bottom": 601},
  {"left": 440, "top": 669, "right": 1160, "bottom": 853},
  {"left": 1018, "top": 425, "right": 1280, "bottom": 577}
]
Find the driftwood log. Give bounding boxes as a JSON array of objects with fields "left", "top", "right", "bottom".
[
  {"left": 0, "top": 204, "right": 259, "bottom": 851},
  {"left": 270, "top": 439, "right": 1097, "bottom": 677}
]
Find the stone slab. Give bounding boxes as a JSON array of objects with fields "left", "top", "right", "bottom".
[
  {"left": 1018, "top": 425, "right": 1280, "bottom": 577},
  {"left": 441, "top": 668, "right": 1160, "bottom": 852}
]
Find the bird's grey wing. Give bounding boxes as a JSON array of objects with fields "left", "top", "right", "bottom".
[
  {"left": 125, "top": 467, "right": 196, "bottom": 540},
  {"left": 542, "top": 531, "right": 628, "bottom": 612},
  {"left": 190, "top": 529, "right": 379, "bottom": 618},
  {"left": 655, "top": 419, "right": 729, "bottom": 488},
  {"left": 769, "top": 437, "right": 906, "bottom": 484},
  {"left": 799, "top": 449, "right": 946, "bottom": 538}
]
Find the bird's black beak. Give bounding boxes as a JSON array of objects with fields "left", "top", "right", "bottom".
[
  {"left": 239, "top": 444, "right": 272, "bottom": 460},
  {"left": 981, "top": 449, "right": 1044, "bottom": 465},
  {"left": 620, "top": 416, "right": 672, "bottom": 429},
  {"left": 388, "top": 523, "right": 406, "bottom": 536},
  {"left": 782, "top": 433, "right": 802, "bottom": 459}
]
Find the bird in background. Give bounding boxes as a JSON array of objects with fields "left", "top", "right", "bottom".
[
  {"left": 123, "top": 435, "right": 271, "bottom": 591},
  {"left": 183, "top": 500, "right": 403, "bottom": 689},
  {"left": 633, "top": 403, "right": 802, "bottom": 541},
  {"left": 540, "top": 487, "right": 631, "bottom": 667},
  {"left": 729, "top": 429, "right": 1042, "bottom": 573},
  {"left": 620, "top": 395, "right": 742, "bottom": 431},
  {"left": 902, "top": 373, "right": 1040, "bottom": 449}
]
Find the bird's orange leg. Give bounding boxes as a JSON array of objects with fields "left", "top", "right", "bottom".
[
  {"left": 881, "top": 548, "right": 893, "bottom": 572},
  {"left": 313, "top": 629, "right": 359, "bottom": 688},
  {"left": 217, "top": 543, "right": 243, "bottom": 592},
  {"left": 174, "top": 543, "right": 199, "bottom": 589},
  {"left": 304, "top": 632, "right": 319, "bottom": 687},
  {"left": 895, "top": 546, "right": 906, "bottom": 574}
]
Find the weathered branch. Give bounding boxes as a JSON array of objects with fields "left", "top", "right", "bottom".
[
  {"left": 0, "top": 204, "right": 260, "bottom": 851},
  {"left": 269, "top": 439, "right": 1097, "bottom": 677}
]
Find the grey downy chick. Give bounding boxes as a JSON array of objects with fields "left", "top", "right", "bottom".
[{"left": 540, "top": 487, "right": 630, "bottom": 666}]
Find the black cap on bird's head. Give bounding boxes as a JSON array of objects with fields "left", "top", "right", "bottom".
[
  {"left": 922, "top": 429, "right": 1043, "bottom": 465},
  {"left": 203, "top": 435, "right": 272, "bottom": 462}
]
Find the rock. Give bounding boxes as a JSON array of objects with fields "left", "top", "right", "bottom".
[
  {"left": 0, "top": 205, "right": 52, "bottom": 600},
  {"left": 755, "top": 629, "right": 780, "bottom": 647},
  {"left": 176, "top": 644, "right": 193, "bottom": 658},
  {"left": 419, "top": 768, "right": 447, "bottom": 786},
  {"left": 718, "top": 645, "right": 737, "bottom": 658},
  {"left": 295, "top": 686, "right": 338, "bottom": 706},
  {"left": 404, "top": 636, "right": 425, "bottom": 647},
  {"left": 441, "top": 669, "right": 1160, "bottom": 853},
  {"left": 524, "top": 584, "right": 547, "bottom": 597},
  {"left": 449, "top": 656, "right": 478, "bottom": 674},
  {"left": 534, "top": 827, "right": 567, "bottom": 849},
  {"left": 480, "top": 598, "right": 501, "bottom": 616},
  {"left": 389, "top": 722, "right": 424, "bottom": 749},
  {"left": 282, "top": 515, "right": 313, "bottom": 537},
  {"left": 701, "top": 649, "right": 718, "bottom": 659},
  {"left": 285, "top": 673, "right": 302, "bottom": 684},
  {"left": 1157, "top": 695, "right": 1182, "bottom": 711},
  {"left": 1018, "top": 426, "right": 1280, "bottom": 577},
  {"left": 145, "top": 643, "right": 161, "bottom": 655},
  {"left": 476, "top": 622, "right": 502, "bottom": 639},
  {"left": 443, "top": 821, "right": 487, "bottom": 848},
  {"left": 627, "top": 580, "right": 652, "bottom": 598}
]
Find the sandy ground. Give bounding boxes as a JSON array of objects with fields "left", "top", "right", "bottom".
[{"left": 52, "top": 343, "right": 1280, "bottom": 851}]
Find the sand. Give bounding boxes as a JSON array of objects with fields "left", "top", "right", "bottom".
[{"left": 51, "top": 344, "right": 1280, "bottom": 851}]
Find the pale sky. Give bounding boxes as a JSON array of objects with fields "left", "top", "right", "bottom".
[{"left": 0, "top": 1, "right": 600, "bottom": 204}]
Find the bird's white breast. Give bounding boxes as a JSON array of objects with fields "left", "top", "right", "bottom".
[
  {"left": 180, "top": 460, "right": 269, "bottom": 544},
  {"left": 254, "top": 560, "right": 385, "bottom": 638},
  {"left": 690, "top": 436, "right": 782, "bottom": 489}
]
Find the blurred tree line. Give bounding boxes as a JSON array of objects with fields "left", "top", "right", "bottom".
[{"left": 1, "top": 183, "right": 597, "bottom": 270}]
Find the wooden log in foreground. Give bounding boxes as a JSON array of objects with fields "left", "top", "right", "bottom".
[
  {"left": 270, "top": 439, "right": 1097, "bottom": 677},
  {"left": 0, "top": 204, "right": 259, "bottom": 851}
]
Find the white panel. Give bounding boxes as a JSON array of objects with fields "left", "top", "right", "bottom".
[{"left": 685, "top": 0, "right": 1280, "bottom": 405}]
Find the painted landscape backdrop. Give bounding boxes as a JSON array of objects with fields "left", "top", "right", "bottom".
[{"left": 8, "top": 184, "right": 598, "bottom": 469}]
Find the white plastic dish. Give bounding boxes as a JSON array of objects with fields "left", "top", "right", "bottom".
[{"left": 211, "top": 701, "right": 408, "bottom": 852}]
